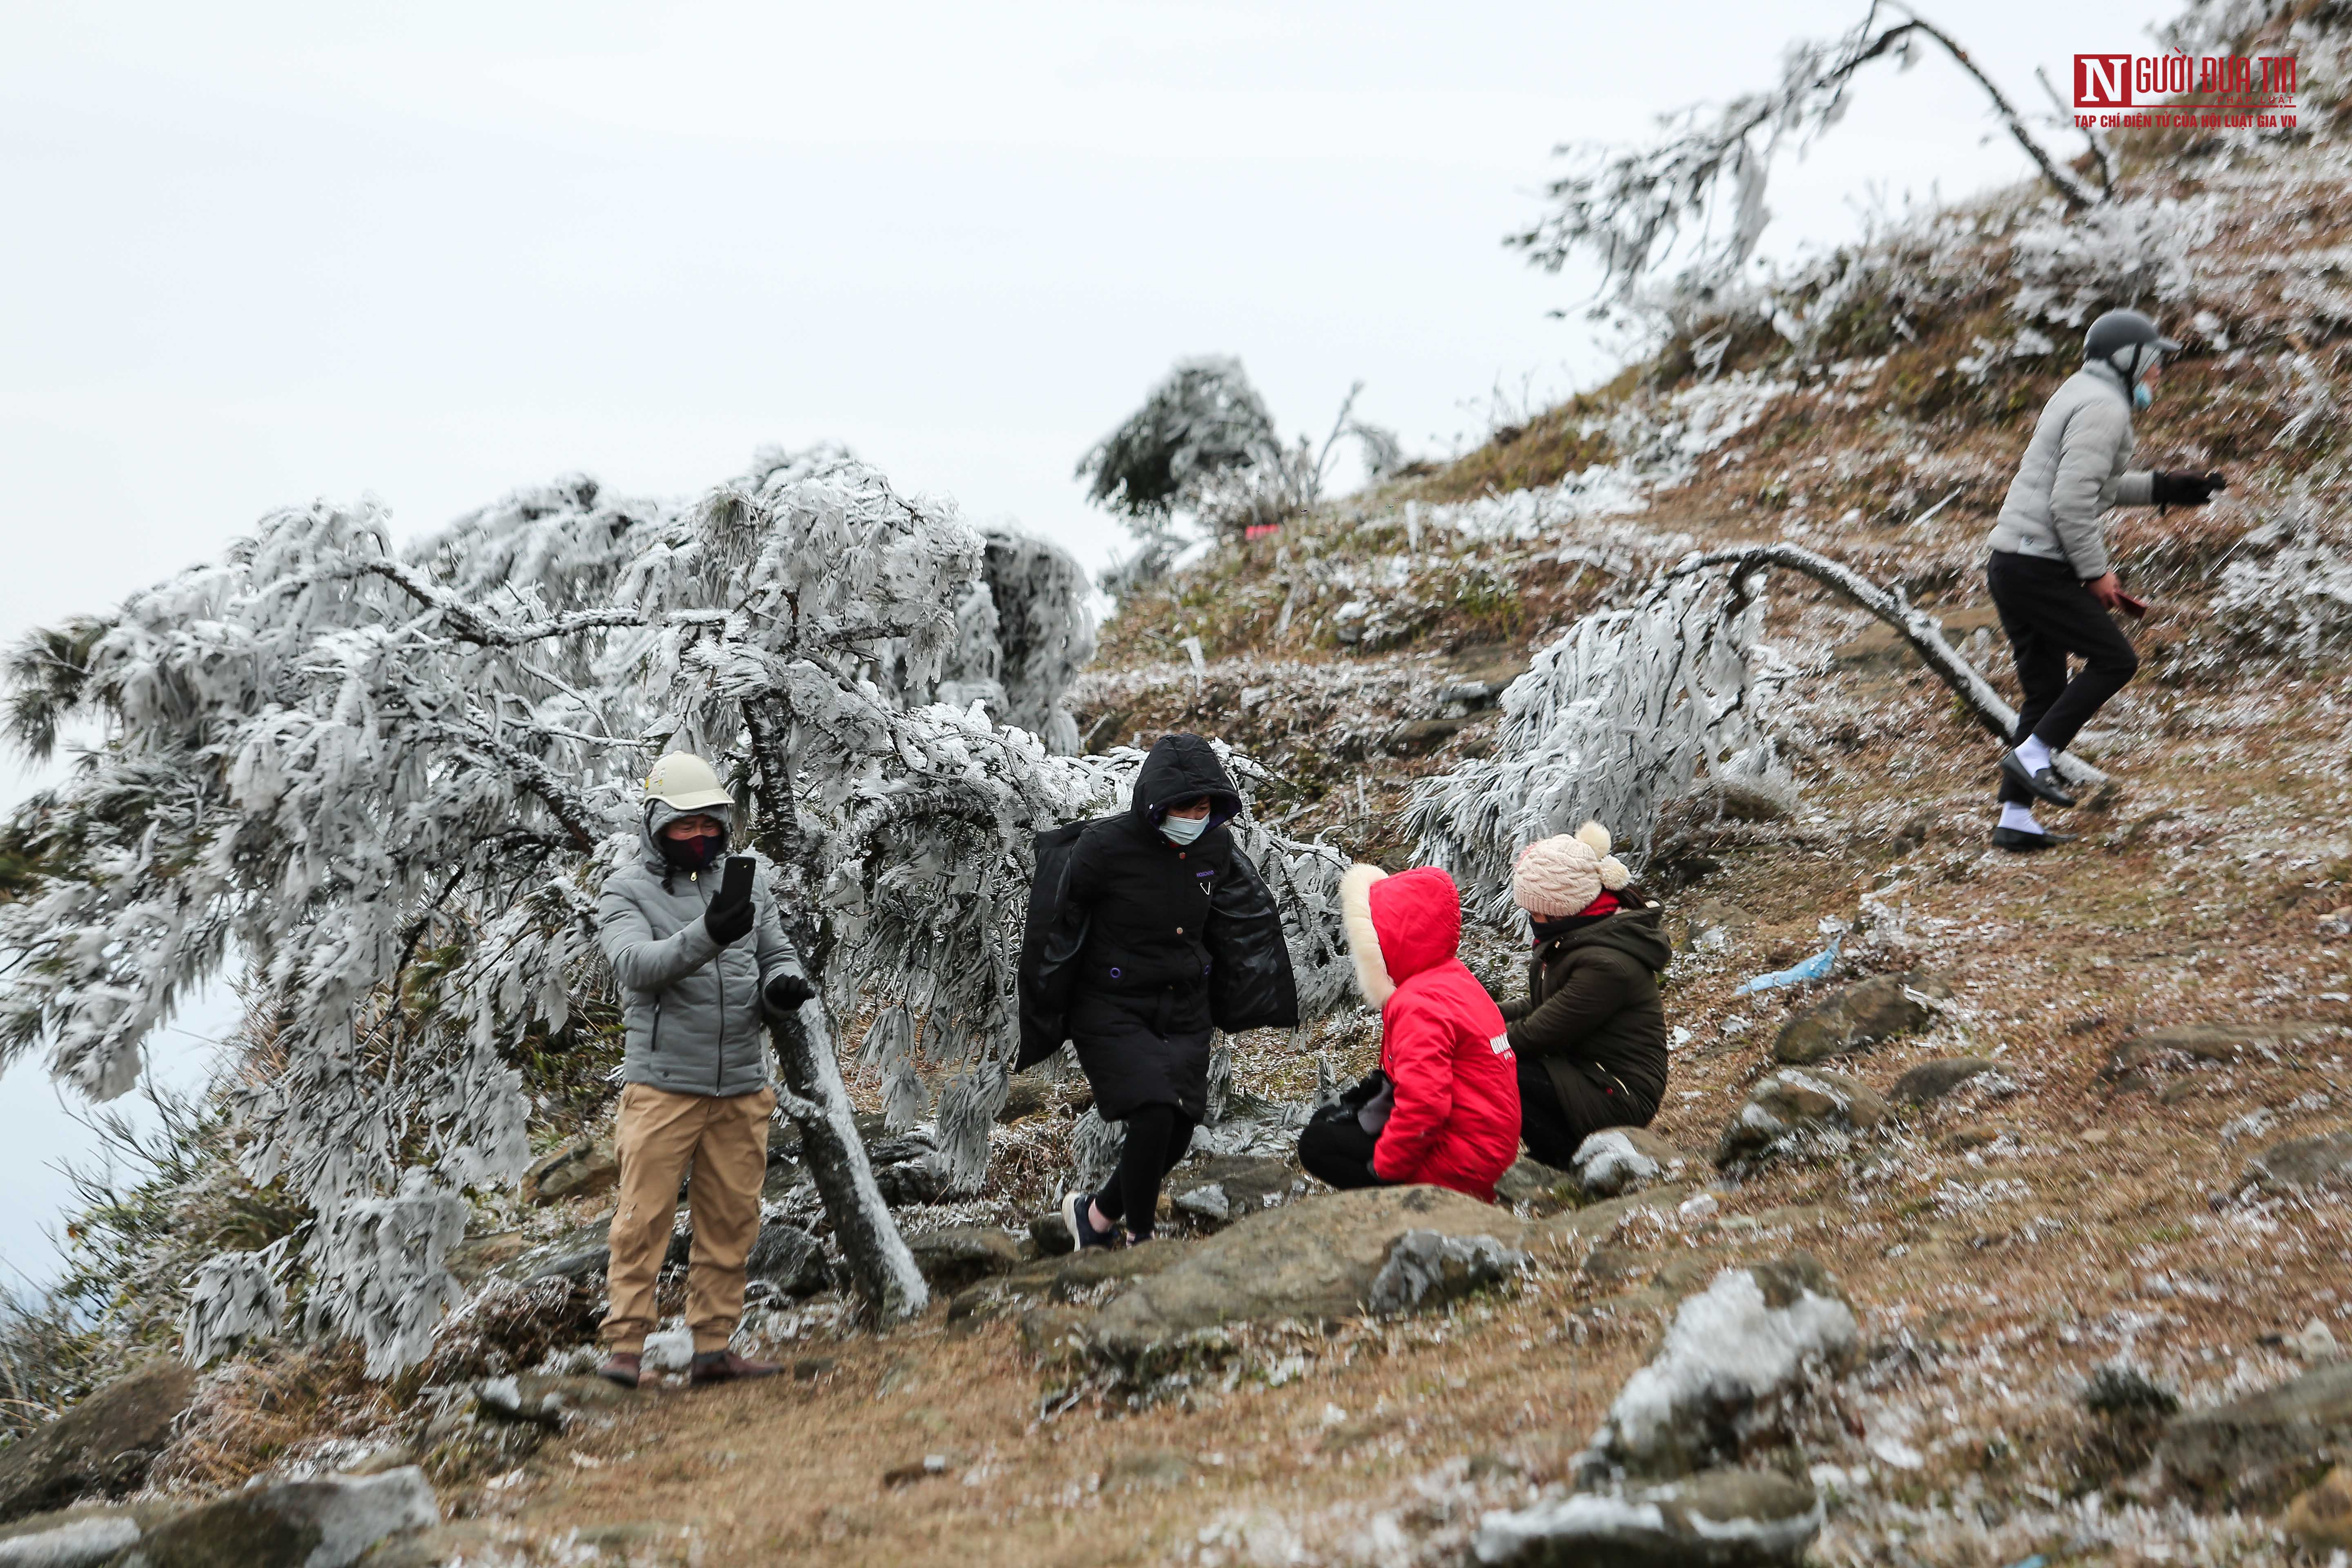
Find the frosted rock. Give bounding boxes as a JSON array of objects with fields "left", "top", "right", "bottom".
[
  {"left": 1594, "top": 1255, "right": 1858, "bottom": 1478},
  {"left": 1474, "top": 1467, "right": 1822, "bottom": 1567}
]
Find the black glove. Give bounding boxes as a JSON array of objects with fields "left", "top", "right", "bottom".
[
  {"left": 1336, "top": 1069, "right": 1391, "bottom": 1111},
  {"left": 2152, "top": 469, "right": 2226, "bottom": 507},
  {"left": 764, "top": 972, "right": 816, "bottom": 1013},
  {"left": 703, "top": 855, "right": 756, "bottom": 945}
]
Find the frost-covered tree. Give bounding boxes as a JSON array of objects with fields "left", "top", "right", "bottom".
[
  {"left": 1511, "top": 2, "right": 2109, "bottom": 314},
  {"left": 1408, "top": 567, "right": 1794, "bottom": 924},
  {"left": 0, "top": 445, "right": 1212, "bottom": 1366},
  {"left": 1080, "top": 358, "right": 1401, "bottom": 581}
]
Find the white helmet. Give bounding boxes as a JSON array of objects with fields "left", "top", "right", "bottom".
[{"left": 644, "top": 753, "right": 733, "bottom": 811}]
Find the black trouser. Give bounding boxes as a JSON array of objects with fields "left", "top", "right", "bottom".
[
  {"left": 1296, "top": 1106, "right": 1390, "bottom": 1191},
  {"left": 1986, "top": 550, "right": 2140, "bottom": 804},
  {"left": 1517, "top": 1054, "right": 1647, "bottom": 1170},
  {"left": 1093, "top": 1102, "right": 1198, "bottom": 1240}
]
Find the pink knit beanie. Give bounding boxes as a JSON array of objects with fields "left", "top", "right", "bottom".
[{"left": 1511, "top": 822, "right": 1631, "bottom": 918}]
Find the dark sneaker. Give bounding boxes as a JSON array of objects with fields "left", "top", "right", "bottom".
[
  {"left": 688, "top": 1349, "right": 781, "bottom": 1385},
  {"left": 596, "top": 1352, "right": 642, "bottom": 1389},
  {"left": 1992, "top": 825, "right": 2077, "bottom": 852},
  {"left": 1999, "top": 748, "right": 2078, "bottom": 808},
  {"left": 1060, "top": 1191, "right": 1119, "bottom": 1250}
]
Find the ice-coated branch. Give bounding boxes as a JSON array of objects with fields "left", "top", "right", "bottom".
[
  {"left": 1511, "top": 2, "right": 2102, "bottom": 305},
  {"left": 1662, "top": 541, "right": 2108, "bottom": 787},
  {"left": 354, "top": 557, "right": 646, "bottom": 646}
]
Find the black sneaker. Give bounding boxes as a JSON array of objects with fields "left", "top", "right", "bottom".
[
  {"left": 1999, "top": 748, "right": 2078, "bottom": 808},
  {"left": 1992, "top": 825, "right": 2077, "bottom": 852},
  {"left": 1060, "top": 1191, "right": 1118, "bottom": 1250}
]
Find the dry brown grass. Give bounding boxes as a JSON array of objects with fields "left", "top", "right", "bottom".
[{"left": 149, "top": 1341, "right": 393, "bottom": 1495}]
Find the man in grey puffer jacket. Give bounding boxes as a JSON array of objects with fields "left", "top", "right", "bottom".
[
  {"left": 1982, "top": 308, "right": 2225, "bottom": 851},
  {"left": 593, "top": 753, "right": 814, "bottom": 1388}
]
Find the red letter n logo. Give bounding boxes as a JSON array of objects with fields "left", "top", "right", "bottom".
[{"left": 2075, "top": 53, "right": 2134, "bottom": 107}]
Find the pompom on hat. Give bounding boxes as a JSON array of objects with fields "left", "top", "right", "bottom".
[{"left": 1511, "top": 821, "right": 1631, "bottom": 918}]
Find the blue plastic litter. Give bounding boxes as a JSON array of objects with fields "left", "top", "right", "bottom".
[
  {"left": 1733, "top": 935, "right": 1842, "bottom": 995},
  {"left": 2001, "top": 1556, "right": 2047, "bottom": 1568}
]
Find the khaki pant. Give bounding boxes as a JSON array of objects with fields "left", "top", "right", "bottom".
[{"left": 602, "top": 1082, "right": 776, "bottom": 1354}]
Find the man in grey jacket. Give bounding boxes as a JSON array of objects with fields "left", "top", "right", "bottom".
[
  {"left": 593, "top": 753, "right": 814, "bottom": 1387},
  {"left": 1982, "top": 308, "right": 2225, "bottom": 851}
]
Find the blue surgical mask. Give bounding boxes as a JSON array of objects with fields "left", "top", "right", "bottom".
[
  {"left": 1160, "top": 812, "right": 1209, "bottom": 845},
  {"left": 2133, "top": 380, "right": 2153, "bottom": 410}
]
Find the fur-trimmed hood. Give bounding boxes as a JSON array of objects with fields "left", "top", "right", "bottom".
[{"left": 1341, "top": 863, "right": 1464, "bottom": 1008}]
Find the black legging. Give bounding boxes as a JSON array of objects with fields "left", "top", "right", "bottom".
[
  {"left": 1987, "top": 550, "right": 2140, "bottom": 804},
  {"left": 1517, "top": 1055, "right": 1652, "bottom": 1169},
  {"left": 1296, "top": 1106, "right": 1388, "bottom": 1191},
  {"left": 1093, "top": 1102, "right": 1199, "bottom": 1240}
]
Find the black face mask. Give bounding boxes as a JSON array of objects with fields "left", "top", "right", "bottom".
[{"left": 658, "top": 824, "right": 728, "bottom": 870}]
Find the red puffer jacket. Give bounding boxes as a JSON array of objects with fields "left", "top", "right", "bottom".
[{"left": 1341, "top": 863, "right": 1521, "bottom": 1201}]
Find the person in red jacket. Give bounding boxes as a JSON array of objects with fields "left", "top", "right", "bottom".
[{"left": 1295, "top": 863, "right": 1521, "bottom": 1202}]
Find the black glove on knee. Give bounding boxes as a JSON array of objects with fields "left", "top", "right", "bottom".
[
  {"left": 764, "top": 972, "right": 816, "bottom": 1013},
  {"left": 2152, "top": 469, "right": 2226, "bottom": 507}
]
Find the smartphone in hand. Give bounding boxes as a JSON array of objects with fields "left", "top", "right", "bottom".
[
  {"left": 720, "top": 855, "right": 756, "bottom": 904},
  {"left": 2116, "top": 590, "right": 2150, "bottom": 619}
]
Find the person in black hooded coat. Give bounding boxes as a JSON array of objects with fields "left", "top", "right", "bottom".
[{"left": 1017, "top": 733, "right": 1298, "bottom": 1245}]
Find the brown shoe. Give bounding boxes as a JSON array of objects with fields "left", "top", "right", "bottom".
[
  {"left": 597, "top": 1352, "right": 642, "bottom": 1389},
  {"left": 689, "top": 1349, "right": 781, "bottom": 1385}
]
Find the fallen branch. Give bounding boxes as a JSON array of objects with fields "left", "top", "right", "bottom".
[{"left": 1663, "top": 542, "right": 2109, "bottom": 788}]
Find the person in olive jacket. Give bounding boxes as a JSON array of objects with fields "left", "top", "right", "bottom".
[
  {"left": 1017, "top": 734, "right": 1298, "bottom": 1247},
  {"left": 1498, "top": 822, "right": 1672, "bottom": 1167}
]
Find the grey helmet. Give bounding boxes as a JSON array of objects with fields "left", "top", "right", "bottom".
[{"left": 2083, "top": 308, "right": 2180, "bottom": 384}]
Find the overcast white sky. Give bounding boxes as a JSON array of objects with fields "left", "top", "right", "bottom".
[{"left": 0, "top": 0, "right": 2173, "bottom": 1285}]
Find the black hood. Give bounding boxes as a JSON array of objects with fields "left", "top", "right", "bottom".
[
  {"left": 1546, "top": 904, "right": 1673, "bottom": 974},
  {"left": 1128, "top": 733, "right": 1243, "bottom": 835}
]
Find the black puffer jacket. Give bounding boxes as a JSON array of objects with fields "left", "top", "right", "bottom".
[
  {"left": 1498, "top": 906, "right": 1673, "bottom": 1123},
  {"left": 1016, "top": 735, "right": 1298, "bottom": 1116}
]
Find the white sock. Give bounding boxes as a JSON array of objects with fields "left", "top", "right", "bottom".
[
  {"left": 2015, "top": 735, "right": 2053, "bottom": 773},
  {"left": 1999, "top": 802, "right": 2045, "bottom": 834}
]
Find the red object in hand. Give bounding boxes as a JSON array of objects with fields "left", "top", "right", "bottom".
[{"left": 2115, "top": 590, "right": 2150, "bottom": 619}]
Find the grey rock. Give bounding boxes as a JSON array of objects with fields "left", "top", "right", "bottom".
[
  {"left": 1028, "top": 1211, "right": 1075, "bottom": 1257},
  {"left": 0, "top": 1360, "right": 197, "bottom": 1524},
  {"left": 2157, "top": 1361, "right": 2352, "bottom": 1508},
  {"left": 1592, "top": 1255, "right": 1858, "bottom": 1479},
  {"left": 1771, "top": 971, "right": 1950, "bottom": 1065},
  {"left": 118, "top": 1467, "right": 435, "bottom": 1568},
  {"left": 474, "top": 1374, "right": 633, "bottom": 1429},
  {"left": 524, "top": 1246, "right": 611, "bottom": 1287},
  {"left": 1714, "top": 1069, "right": 1886, "bottom": 1168},
  {"left": 2105, "top": 1020, "right": 2341, "bottom": 1078},
  {"left": 904, "top": 1226, "right": 1022, "bottom": 1293},
  {"left": 1889, "top": 1056, "right": 1998, "bottom": 1105},
  {"left": 1366, "top": 1231, "right": 1525, "bottom": 1314},
  {"left": 0, "top": 1506, "right": 156, "bottom": 1568},
  {"left": 2244, "top": 1125, "right": 2352, "bottom": 1195},
  {"left": 744, "top": 1224, "right": 830, "bottom": 1297},
  {"left": 518, "top": 1138, "right": 618, "bottom": 1205},
  {"left": 1572, "top": 1129, "right": 1693, "bottom": 1198},
  {"left": 1494, "top": 1156, "right": 1581, "bottom": 1215},
  {"left": 874, "top": 1160, "right": 941, "bottom": 1207},
  {"left": 1166, "top": 1156, "right": 1301, "bottom": 1231},
  {"left": 1473, "top": 1468, "right": 1822, "bottom": 1568},
  {"left": 1086, "top": 1186, "right": 1524, "bottom": 1357}
]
